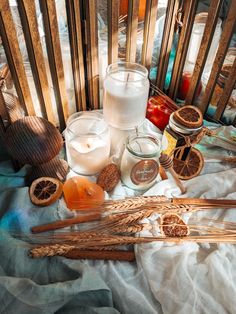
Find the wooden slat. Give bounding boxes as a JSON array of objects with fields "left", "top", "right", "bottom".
[
  {"left": 155, "top": 0, "right": 179, "bottom": 90},
  {"left": 141, "top": 0, "right": 158, "bottom": 70},
  {"left": 0, "top": 89, "right": 10, "bottom": 122},
  {"left": 107, "top": 0, "right": 119, "bottom": 64},
  {"left": 17, "top": 0, "right": 56, "bottom": 125},
  {"left": 84, "top": 0, "right": 99, "bottom": 109},
  {"left": 168, "top": 0, "right": 198, "bottom": 99},
  {"left": 126, "top": 0, "right": 139, "bottom": 62},
  {"left": 199, "top": 0, "right": 236, "bottom": 114},
  {"left": 66, "top": 0, "right": 86, "bottom": 112},
  {"left": 39, "top": 0, "right": 69, "bottom": 129},
  {"left": 185, "top": 0, "right": 222, "bottom": 105},
  {"left": 0, "top": 0, "right": 35, "bottom": 116},
  {"left": 214, "top": 56, "right": 236, "bottom": 120}
]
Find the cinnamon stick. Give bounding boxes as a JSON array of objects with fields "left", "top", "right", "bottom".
[
  {"left": 63, "top": 249, "right": 135, "bottom": 261},
  {"left": 172, "top": 198, "right": 236, "bottom": 207},
  {"left": 31, "top": 212, "right": 101, "bottom": 234}
]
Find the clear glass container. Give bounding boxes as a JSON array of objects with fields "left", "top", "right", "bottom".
[
  {"left": 103, "top": 62, "right": 150, "bottom": 130},
  {"left": 64, "top": 111, "right": 111, "bottom": 175},
  {"left": 185, "top": 12, "right": 222, "bottom": 73},
  {"left": 162, "top": 112, "right": 203, "bottom": 156},
  {"left": 120, "top": 133, "right": 161, "bottom": 190}
]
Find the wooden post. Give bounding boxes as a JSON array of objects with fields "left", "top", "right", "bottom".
[
  {"left": 39, "top": 0, "right": 69, "bottom": 129},
  {"left": 66, "top": 0, "right": 87, "bottom": 112},
  {"left": 126, "top": 0, "right": 139, "bottom": 62},
  {"left": 84, "top": 0, "right": 100, "bottom": 109},
  {"left": 107, "top": 0, "right": 120, "bottom": 65},
  {"left": 199, "top": 0, "right": 236, "bottom": 114},
  {"left": 141, "top": 0, "right": 158, "bottom": 71},
  {"left": 214, "top": 56, "right": 236, "bottom": 120},
  {"left": 0, "top": 0, "right": 35, "bottom": 116},
  {"left": 168, "top": 0, "right": 198, "bottom": 99},
  {"left": 17, "top": 0, "right": 56, "bottom": 125},
  {"left": 185, "top": 0, "right": 222, "bottom": 105},
  {"left": 155, "top": 0, "right": 180, "bottom": 90}
]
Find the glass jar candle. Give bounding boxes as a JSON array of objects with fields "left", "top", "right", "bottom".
[
  {"left": 64, "top": 112, "right": 110, "bottom": 175},
  {"left": 120, "top": 133, "right": 161, "bottom": 190},
  {"left": 103, "top": 62, "right": 150, "bottom": 130},
  {"left": 185, "top": 12, "right": 222, "bottom": 72},
  {"left": 162, "top": 112, "right": 203, "bottom": 157}
]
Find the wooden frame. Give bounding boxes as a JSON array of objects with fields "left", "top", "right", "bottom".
[
  {"left": 155, "top": 0, "right": 180, "bottom": 90},
  {"left": 185, "top": 0, "right": 222, "bottom": 105},
  {"left": 0, "top": 0, "right": 235, "bottom": 126},
  {"left": 168, "top": 0, "right": 198, "bottom": 99},
  {"left": 0, "top": 0, "right": 35, "bottom": 116},
  {"left": 84, "top": 0, "right": 100, "bottom": 109},
  {"left": 107, "top": 0, "right": 120, "bottom": 65},
  {"left": 17, "top": 0, "right": 56, "bottom": 125},
  {"left": 126, "top": 0, "right": 139, "bottom": 62},
  {"left": 39, "top": 0, "right": 69, "bottom": 129},
  {"left": 66, "top": 0, "right": 86, "bottom": 112},
  {"left": 199, "top": 0, "right": 236, "bottom": 114},
  {"left": 141, "top": 0, "right": 158, "bottom": 70}
]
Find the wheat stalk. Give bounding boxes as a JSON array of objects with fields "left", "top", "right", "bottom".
[
  {"left": 29, "top": 233, "right": 236, "bottom": 258},
  {"left": 29, "top": 244, "right": 75, "bottom": 258},
  {"left": 104, "top": 195, "right": 169, "bottom": 211}
]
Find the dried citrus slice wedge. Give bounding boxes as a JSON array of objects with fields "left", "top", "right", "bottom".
[
  {"left": 29, "top": 177, "right": 63, "bottom": 206},
  {"left": 173, "top": 147, "right": 204, "bottom": 180},
  {"left": 173, "top": 105, "right": 203, "bottom": 129},
  {"left": 160, "top": 213, "right": 190, "bottom": 237}
]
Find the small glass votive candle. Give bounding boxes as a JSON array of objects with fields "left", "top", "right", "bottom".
[
  {"left": 120, "top": 133, "right": 161, "bottom": 190},
  {"left": 103, "top": 62, "right": 150, "bottom": 130},
  {"left": 64, "top": 112, "right": 110, "bottom": 175}
]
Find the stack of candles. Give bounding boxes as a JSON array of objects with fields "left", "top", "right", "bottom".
[{"left": 103, "top": 62, "right": 150, "bottom": 154}]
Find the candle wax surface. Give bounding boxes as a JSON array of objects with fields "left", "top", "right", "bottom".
[
  {"left": 63, "top": 177, "right": 104, "bottom": 210},
  {"left": 65, "top": 116, "right": 110, "bottom": 175},
  {"left": 103, "top": 70, "right": 149, "bottom": 129}
]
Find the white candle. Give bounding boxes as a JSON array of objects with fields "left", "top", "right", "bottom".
[
  {"left": 103, "top": 62, "right": 150, "bottom": 130},
  {"left": 120, "top": 133, "right": 161, "bottom": 190},
  {"left": 65, "top": 112, "right": 110, "bottom": 175}
]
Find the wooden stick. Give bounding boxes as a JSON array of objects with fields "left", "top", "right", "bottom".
[
  {"left": 31, "top": 213, "right": 101, "bottom": 234},
  {"left": 172, "top": 198, "right": 236, "bottom": 207},
  {"left": 63, "top": 249, "right": 135, "bottom": 261}
]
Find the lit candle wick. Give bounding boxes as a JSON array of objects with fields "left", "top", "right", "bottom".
[{"left": 125, "top": 73, "right": 130, "bottom": 88}]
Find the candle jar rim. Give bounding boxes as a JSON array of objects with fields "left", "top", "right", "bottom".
[
  {"left": 126, "top": 133, "right": 161, "bottom": 158},
  {"left": 66, "top": 111, "right": 108, "bottom": 138},
  {"left": 194, "top": 12, "right": 222, "bottom": 27},
  {"left": 106, "top": 61, "right": 149, "bottom": 83}
]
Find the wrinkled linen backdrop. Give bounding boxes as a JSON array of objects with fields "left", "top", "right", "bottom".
[{"left": 0, "top": 125, "right": 236, "bottom": 314}]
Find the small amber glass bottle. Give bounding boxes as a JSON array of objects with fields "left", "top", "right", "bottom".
[{"left": 162, "top": 113, "right": 202, "bottom": 160}]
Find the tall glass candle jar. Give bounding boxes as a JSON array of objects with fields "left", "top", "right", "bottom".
[
  {"left": 65, "top": 112, "right": 110, "bottom": 175},
  {"left": 185, "top": 13, "right": 222, "bottom": 72},
  {"left": 103, "top": 62, "right": 150, "bottom": 130},
  {"left": 120, "top": 133, "right": 161, "bottom": 190}
]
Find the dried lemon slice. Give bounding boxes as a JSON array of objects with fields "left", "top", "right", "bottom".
[
  {"left": 173, "top": 105, "right": 203, "bottom": 129},
  {"left": 29, "top": 177, "right": 63, "bottom": 206},
  {"left": 173, "top": 147, "right": 204, "bottom": 180}
]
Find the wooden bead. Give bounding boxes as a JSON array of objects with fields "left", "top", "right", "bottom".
[{"left": 5, "top": 116, "right": 63, "bottom": 165}]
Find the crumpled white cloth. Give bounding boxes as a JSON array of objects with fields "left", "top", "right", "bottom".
[{"left": 135, "top": 158, "right": 236, "bottom": 313}]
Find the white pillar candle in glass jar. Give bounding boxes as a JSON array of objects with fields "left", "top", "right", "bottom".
[
  {"left": 103, "top": 62, "right": 150, "bottom": 130},
  {"left": 120, "top": 133, "right": 161, "bottom": 190},
  {"left": 64, "top": 112, "right": 110, "bottom": 175}
]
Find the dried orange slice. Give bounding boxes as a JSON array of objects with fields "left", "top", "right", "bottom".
[
  {"left": 173, "top": 147, "right": 204, "bottom": 180},
  {"left": 160, "top": 213, "right": 190, "bottom": 237},
  {"left": 29, "top": 177, "right": 63, "bottom": 206},
  {"left": 173, "top": 105, "right": 203, "bottom": 129}
]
